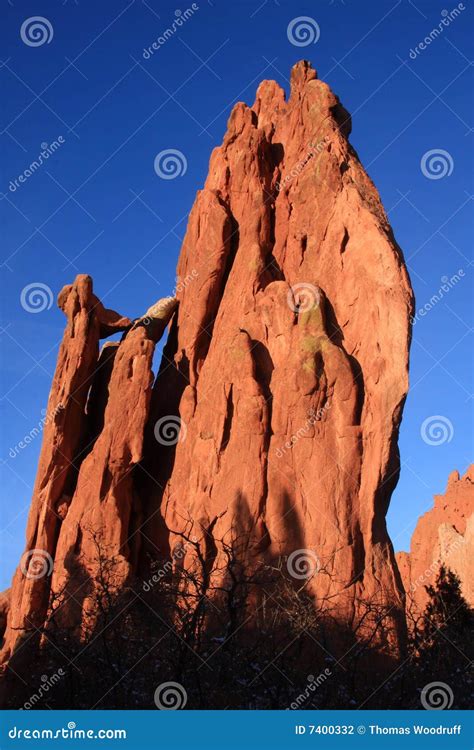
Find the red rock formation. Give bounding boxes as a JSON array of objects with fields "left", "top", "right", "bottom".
[
  {"left": 1, "top": 277, "right": 176, "bottom": 659},
  {"left": 2, "top": 61, "right": 414, "bottom": 662},
  {"left": 396, "top": 466, "right": 474, "bottom": 614},
  {"left": 144, "top": 60, "right": 413, "bottom": 642}
]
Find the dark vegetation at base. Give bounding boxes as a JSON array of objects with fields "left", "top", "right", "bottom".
[{"left": 1, "top": 551, "right": 472, "bottom": 710}]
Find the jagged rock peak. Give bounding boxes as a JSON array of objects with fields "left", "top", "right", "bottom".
[
  {"left": 397, "top": 466, "right": 474, "bottom": 613},
  {"left": 2, "top": 62, "right": 414, "bottom": 662}
]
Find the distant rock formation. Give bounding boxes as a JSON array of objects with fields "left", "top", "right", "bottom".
[
  {"left": 397, "top": 466, "right": 474, "bottom": 613},
  {"left": 1, "top": 61, "right": 414, "bottom": 664}
]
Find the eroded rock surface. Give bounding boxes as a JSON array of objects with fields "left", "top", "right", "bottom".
[
  {"left": 144, "top": 61, "right": 414, "bottom": 642},
  {"left": 1, "top": 277, "right": 176, "bottom": 659},
  {"left": 3, "top": 61, "right": 414, "bottom": 662}
]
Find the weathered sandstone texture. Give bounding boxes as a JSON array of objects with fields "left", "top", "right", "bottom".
[
  {"left": 143, "top": 60, "right": 414, "bottom": 641},
  {"left": 397, "top": 466, "right": 474, "bottom": 613},
  {"left": 1, "top": 276, "right": 176, "bottom": 659},
  {"left": 2, "top": 61, "right": 414, "bottom": 661}
]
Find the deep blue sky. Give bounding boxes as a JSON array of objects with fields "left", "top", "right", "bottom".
[{"left": 1, "top": 0, "right": 473, "bottom": 590}]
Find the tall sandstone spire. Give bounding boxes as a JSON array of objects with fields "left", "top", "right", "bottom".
[{"left": 1, "top": 62, "right": 414, "bottom": 662}]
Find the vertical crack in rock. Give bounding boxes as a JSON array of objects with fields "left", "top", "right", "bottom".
[{"left": 219, "top": 384, "right": 234, "bottom": 455}]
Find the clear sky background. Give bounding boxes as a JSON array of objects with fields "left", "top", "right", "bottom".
[{"left": 1, "top": 0, "right": 473, "bottom": 590}]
